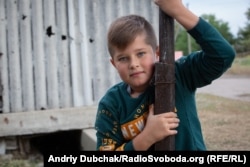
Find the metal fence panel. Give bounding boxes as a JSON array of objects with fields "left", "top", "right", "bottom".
[{"left": 0, "top": 0, "right": 159, "bottom": 113}]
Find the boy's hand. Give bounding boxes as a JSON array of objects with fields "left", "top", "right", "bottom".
[
  {"left": 153, "top": 0, "right": 199, "bottom": 31},
  {"left": 143, "top": 104, "right": 179, "bottom": 145},
  {"left": 132, "top": 104, "right": 179, "bottom": 150},
  {"left": 153, "top": 0, "right": 184, "bottom": 17}
]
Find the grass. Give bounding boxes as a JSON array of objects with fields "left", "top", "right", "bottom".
[
  {"left": 0, "top": 54, "right": 249, "bottom": 166},
  {"left": 196, "top": 93, "right": 250, "bottom": 150},
  {"left": 226, "top": 55, "right": 250, "bottom": 76},
  {"left": 0, "top": 157, "right": 42, "bottom": 167},
  {"left": 197, "top": 54, "right": 250, "bottom": 150}
]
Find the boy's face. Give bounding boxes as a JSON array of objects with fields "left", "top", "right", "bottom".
[{"left": 110, "top": 34, "right": 158, "bottom": 95}]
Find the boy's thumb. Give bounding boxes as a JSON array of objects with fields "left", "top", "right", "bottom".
[{"left": 148, "top": 104, "right": 154, "bottom": 115}]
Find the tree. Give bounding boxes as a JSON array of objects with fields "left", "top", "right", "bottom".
[
  {"left": 201, "top": 14, "right": 234, "bottom": 44},
  {"left": 175, "top": 14, "right": 234, "bottom": 55},
  {"left": 175, "top": 25, "right": 199, "bottom": 55},
  {"left": 235, "top": 7, "right": 250, "bottom": 53}
]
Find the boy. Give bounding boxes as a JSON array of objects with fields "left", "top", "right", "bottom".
[{"left": 95, "top": 0, "right": 235, "bottom": 151}]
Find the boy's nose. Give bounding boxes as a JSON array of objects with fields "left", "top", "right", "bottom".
[{"left": 130, "top": 56, "right": 139, "bottom": 68}]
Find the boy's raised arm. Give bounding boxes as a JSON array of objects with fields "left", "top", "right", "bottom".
[{"left": 154, "top": 0, "right": 199, "bottom": 30}]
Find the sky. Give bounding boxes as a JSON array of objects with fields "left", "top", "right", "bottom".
[{"left": 182, "top": 0, "right": 250, "bottom": 36}]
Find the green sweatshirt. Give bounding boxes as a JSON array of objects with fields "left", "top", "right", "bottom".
[{"left": 95, "top": 18, "right": 235, "bottom": 151}]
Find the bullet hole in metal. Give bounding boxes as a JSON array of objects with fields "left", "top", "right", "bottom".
[
  {"left": 22, "top": 15, "right": 27, "bottom": 20},
  {"left": 61, "top": 35, "right": 67, "bottom": 40},
  {"left": 89, "top": 38, "right": 94, "bottom": 43},
  {"left": 46, "top": 26, "right": 55, "bottom": 37}
]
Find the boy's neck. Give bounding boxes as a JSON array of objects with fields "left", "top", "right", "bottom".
[{"left": 127, "top": 85, "right": 144, "bottom": 98}]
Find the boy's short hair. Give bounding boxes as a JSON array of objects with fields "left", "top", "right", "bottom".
[{"left": 107, "top": 15, "right": 157, "bottom": 57}]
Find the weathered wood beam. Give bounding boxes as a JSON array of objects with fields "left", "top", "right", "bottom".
[{"left": 0, "top": 106, "right": 97, "bottom": 137}]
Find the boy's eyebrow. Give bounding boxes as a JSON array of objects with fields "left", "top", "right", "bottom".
[
  {"left": 114, "top": 53, "right": 126, "bottom": 59},
  {"left": 135, "top": 48, "right": 146, "bottom": 52},
  {"left": 116, "top": 54, "right": 124, "bottom": 58},
  {"left": 133, "top": 47, "right": 150, "bottom": 53},
  {"left": 117, "top": 48, "right": 145, "bottom": 56}
]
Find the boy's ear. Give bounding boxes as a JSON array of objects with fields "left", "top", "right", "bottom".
[
  {"left": 156, "top": 46, "right": 160, "bottom": 56},
  {"left": 155, "top": 46, "right": 160, "bottom": 61},
  {"left": 110, "top": 58, "right": 116, "bottom": 68}
]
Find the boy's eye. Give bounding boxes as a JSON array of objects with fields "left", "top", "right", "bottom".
[
  {"left": 137, "top": 52, "right": 145, "bottom": 57},
  {"left": 118, "top": 57, "right": 128, "bottom": 62}
]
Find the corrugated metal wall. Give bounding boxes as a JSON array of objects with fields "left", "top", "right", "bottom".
[{"left": 0, "top": 0, "right": 159, "bottom": 113}]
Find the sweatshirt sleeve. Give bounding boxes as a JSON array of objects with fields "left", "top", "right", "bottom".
[
  {"left": 95, "top": 102, "right": 135, "bottom": 151},
  {"left": 176, "top": 17, "right": 235, "bottom": 90}
]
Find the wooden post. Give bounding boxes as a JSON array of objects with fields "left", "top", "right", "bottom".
[{"left": 154, "top": 9, "right": 175, "bottom": 150}]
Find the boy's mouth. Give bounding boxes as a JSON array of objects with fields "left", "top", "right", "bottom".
[{"left": 130, "top": 71, "right": 144, "bottom": 77}]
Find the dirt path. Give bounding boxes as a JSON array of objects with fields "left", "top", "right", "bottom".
[{"left": 197, "top": 74, "right": 250, "bottom": 102}]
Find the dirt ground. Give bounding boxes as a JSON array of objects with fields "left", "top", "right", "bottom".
[{"left": 196, "top": 74, "right": 250, "bottom": 150}]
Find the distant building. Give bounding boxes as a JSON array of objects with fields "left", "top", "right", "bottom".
[{"left": 175, "top": 51, "right": 183, "bottom": 60}]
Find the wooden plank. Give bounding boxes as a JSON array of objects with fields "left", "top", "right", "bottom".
[
  {"left": 0, "top": 138, "right": 6, "bottom": 154},
  {"left": 0, "top": 106, "right": 97, "bottom": 137}
]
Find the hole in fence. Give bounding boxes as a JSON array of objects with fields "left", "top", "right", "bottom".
[
  {"left": 22, "top": 15, "right": 27, "bottom": 20},
  {"left": 46, "top": 26, "right": 55, "bottom": 37},
  {"left": 30, "top": 130, "right": 82, "bottom": 154},
  {"left": 61, "top": 35, "right": 67, "bottom": 40}
]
